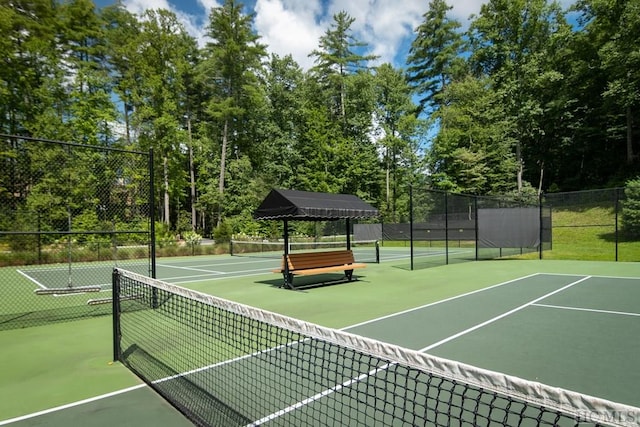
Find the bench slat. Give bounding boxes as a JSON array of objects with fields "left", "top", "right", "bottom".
[
  {"left": 273, "top": 250, "right": 366, "bottom": 287},
  {"left": 292, "top": 263, "right": 366, "bottom": 276}
]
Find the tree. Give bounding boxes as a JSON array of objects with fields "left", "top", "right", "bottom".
[
  {"left": 468, "top": 0, "right": 569, "bottom": 193},
  {"left": 57, "top": 0, "right": 115, "bottom": 145},
  {"left": 0, "top": 0, "right": 59, "bottom": 135},
  {"left": 373, "top": 63, "right": 421, "bottom": 220},
  {"left": 259, "top": 54, "right": 305, "bottom": 189},
  {"left": 622, "top": 178, "right": 640, "bottom": 238},
  {"left": 102, "top": 1, "right": 141, "bottom": 146},
  {"left": 407, "top": 0, "right": 466, "bottom": 116},
  {"left": 198, "top": 0, "right": 267, "bottom": 227},
  {"left": 127, "top": 9, "right": 195, "bottom": 225},
  {"left": 576, "top": 0, "right": 640, "bottom": 165},
  {"left": 309, "top": 11, "right": 378, "bottom": 129},
  {"left": 430, "top": 75, "right": 518, "bottom": 194}
]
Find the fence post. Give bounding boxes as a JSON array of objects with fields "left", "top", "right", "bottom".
[
  {"left": 539, "top": 193, "right": 543, "bottom": 260},
  {"left": 409, "top": 185, "right": 414, "bottom": 271},
  {"left": 445, "top": 192, "right": 449, "bottom": 265},
  {"left": 615, "top": 188, "right": 619, "bottom": 262},
  {"left": 112, "top": 268, "right": 121, "bottom": 362},
  {"left": 149, "top": 148, "right": 156, "bottom": 278}
]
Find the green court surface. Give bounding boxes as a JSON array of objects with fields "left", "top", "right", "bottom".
[{"left": 1, "top": 251, "right": 639, "bottom": 426}]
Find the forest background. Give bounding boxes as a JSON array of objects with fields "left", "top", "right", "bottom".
[{"left": 1, "top": 0, "right": 639, "bottom": 240}]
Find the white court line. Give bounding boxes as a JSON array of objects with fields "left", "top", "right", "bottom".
[
  {"left": 156, "top": 263, "right": 224, "bottom": 275},
  {"left": 0, "top": 385, "right": 146, "bottom": 426},
  {"left": 537, "top": 272, "right": 640, "bottom": 281},
  {"left": 346, "top": 272, "right": 544, "bottom": 329},
  {"left": 377, "top": 249, "right": 472, "bottom": 261},
  {"left": 164, "top": 258, "right": 276, "bottom": 268},
  {"left": 18, "top": 264, "right": 112, "bottom": 273},
  {"left": 0, "top": 273, "right": 588, "bottom": 425},
  {"left": 2, "top": 271, "right": 540, "bottom": 425},
  {"left": 417, "top": 276, "right": 592, "bottom": 352},
  {"left": 532, "top": 303, "right": 640, "bottom": 318},
  {"left": 16, "top": 269, "right": 47, "bottom": 289},
  {"left": 246, "top": 275, "right": 593, "bottom": 425},
  {"left": 18, "top": 269, "right": 111, "bottom": 297},
  {"left": 247, "top": 363, "right": 393, "bottom": 426},
  {"left": 163, "top": 267, "right": 276, "bottom": 284}
]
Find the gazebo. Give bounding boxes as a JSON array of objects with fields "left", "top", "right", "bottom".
[{"left": 253, "top": 189, "right": 379, "bottom": 287}]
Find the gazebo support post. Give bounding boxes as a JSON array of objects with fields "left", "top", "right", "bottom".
[
  {"left": 283, "top": 219, "right": 292, "bottom": 288},
  {"left": 346, "top": 218, "right": 351, "bottom": 251}
]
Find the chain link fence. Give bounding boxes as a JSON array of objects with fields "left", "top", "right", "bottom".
[
  {"left": 543, "top": 188, "right": 638, "bottom": 262},
  {"left": 380, "top": 188, "right": 549, "bottom": 270},
  {"left": 0, "top": 135, "right": 153, "bottom": 330},
  {"left": 380, "top": 186, "right": 638, "bottom": 269}
]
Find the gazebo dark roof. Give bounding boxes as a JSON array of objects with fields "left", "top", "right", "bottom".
[{"left": 253, "top": 189, "right": 378, "bottom": 221}]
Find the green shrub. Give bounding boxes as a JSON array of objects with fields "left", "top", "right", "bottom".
[
  {"left": 622, "top": 178, "right": 640, "bottom": 239},
  {"left": 184, "top": 231, "right": 202, "bottom": 255},
  {"left": 214, "top": 221, "right": 232, "bottom": 243}
]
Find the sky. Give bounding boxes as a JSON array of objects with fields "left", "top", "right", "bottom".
[{"left": 97, "top": 0, "right": 576, "bottom": 70}]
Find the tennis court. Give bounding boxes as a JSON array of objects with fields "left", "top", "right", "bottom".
[{"left": 2, "top": 254, "right": 639, "bottom": 426}]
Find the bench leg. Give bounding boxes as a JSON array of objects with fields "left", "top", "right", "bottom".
[
  {"left": 345, "top": 269, "right": 354, "bottom": 281},
  {"left": 281, "top": 272, "right": 294, "bottom": 289}
]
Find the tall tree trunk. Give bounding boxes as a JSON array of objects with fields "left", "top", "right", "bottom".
[
  {"left": 386, "top": 147, "right": 390, "bottom": 210},
  {"left": 124, "top": 101, "right": 131, "bottom": 145},
  {"left": 538, "top": 160, "right": 544, "bottom": 196},
  {"left": 187, "top": 115, "right": 196, "bottom": 231},
  {"left": 627, "top": 106, "right": 634, "bottom": 164},
  {"left": 516, "top": 140, "right": 523, "bottom": 192},
  {"left": 217, "top": 118, "right": 229, "bottom": 227},
  {"left": 163, "top": 155, "right": 170, "bottom": 225}
]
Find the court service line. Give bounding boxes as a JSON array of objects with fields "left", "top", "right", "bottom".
[
  {"left": 418, "top": 276, "right": 592, "bottom": 352},
  {"left": 538, "top": 272, "right": 640, "bottom": 281},
  {"left": 1, "top": 274, "right": 585, "bottom": 425},
  {"left": 169, "top": 269, "right": 276, "bottom": 285},
  {"left": 156, "top": 263, "right": 224, "bottom": 275},
  {"left": 154, "top": 266, "right": 277, "bottom": 283},
  {"left": 0, "top": 385, "right": 146, "bottom": 426},
  {"left": 246, "top": 276, "right": 594, "bottom": 426},
  {"left": 166, "top": 258, "right": 277, "bottom": 268},
  {"left": 345, "top": 272, "right": 546, "bottom": 330},
  {"left": 532, "top": 303, "right": 640, "bottom": 318}
]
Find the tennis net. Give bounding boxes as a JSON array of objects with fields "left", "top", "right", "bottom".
[
  {"left": 230, "top": 239, "right": 379, "bottom": 263},
  {"left": 113, "top": 268, "right": 637, "bottom": 427}
]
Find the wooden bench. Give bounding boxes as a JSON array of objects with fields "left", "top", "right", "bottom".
[{"left": 273, "top": 250, "right": 366, "bottom": 288}]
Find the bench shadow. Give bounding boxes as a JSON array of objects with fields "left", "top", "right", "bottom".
[{"left": 255, "top": 273, "right": 367, "bottom": 291}]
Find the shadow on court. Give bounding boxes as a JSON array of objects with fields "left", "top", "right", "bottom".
[{"left": 6, "top": 387, "right": 192, "bottom": 427}]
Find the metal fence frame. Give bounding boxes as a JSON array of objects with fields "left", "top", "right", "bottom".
[
  {"left": 380, "top": 187, "right": 638, "bottom": 269},
  {"left": 0, "top": 134, "right": 154, "bottom": 330}
]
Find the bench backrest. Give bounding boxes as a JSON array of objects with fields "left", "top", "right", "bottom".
[{"left": 283, "top": 250, "right": 356, "bottom": 271}]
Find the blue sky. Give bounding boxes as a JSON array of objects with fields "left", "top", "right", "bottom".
[{"left": 95, "top": 0, "right": 577, "bottom": 70}]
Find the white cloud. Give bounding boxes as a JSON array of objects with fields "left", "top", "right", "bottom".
[
  {"left": 118, "top": 0, "right": 580, "bottom": 72},
  {"left": 124, "top": 0, "right": 219, "bottom": 46},
  {"left": 124, "top": 0, "right": 171, "bottom": 14},
  {"left": 254, "top": 0, "right": 325, "bottom": 69},
  {"left": 449, "top": 0, "right": 484, "bottom": 23}
]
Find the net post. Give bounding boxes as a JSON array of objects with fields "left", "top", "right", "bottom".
[
  {"left": 149, "top": 148, "right": 157, "bottom": 279},
  {"left": 112, "top": 268, "right": 121, "bottom": 362},
  {"left": 375, "top": 240, "right": 380, "bottom": 263}
]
